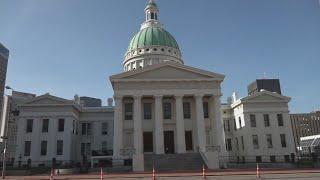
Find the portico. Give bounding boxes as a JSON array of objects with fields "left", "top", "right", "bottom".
[{"left": 110, "top": 61, "right": 226, "bottom": 172}]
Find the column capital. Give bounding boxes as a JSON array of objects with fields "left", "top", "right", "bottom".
[
  {"left": 154, "top": 94, "right": 163, "bottom": 99},
  {"left": 195, "top": 93, "right": 204, "bottom": 99},
  {"left": 174, "top": 94, "right": 184, "bottom": 99},
  {"left": 113, "top": 95, "right": 123, "bottom": 100},
  {"left": 133, "top": 95, "right": 142, "bottom": 100}
]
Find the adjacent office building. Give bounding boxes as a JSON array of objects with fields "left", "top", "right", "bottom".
[{"left": 290, "top": 111, "right": 320, "bottom": 152}]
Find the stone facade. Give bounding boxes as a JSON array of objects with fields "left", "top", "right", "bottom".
[
  {"left": 14, "top": 94, "right": 114, "bottom": 167},
  {"left": 223, "top": 90, "right": 296, "bottom": 163}
]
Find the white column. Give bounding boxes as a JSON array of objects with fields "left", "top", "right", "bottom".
[
  {"left": 132, "top": 95, "right": 144, "bottom": 172},
  {"left": 154, "top": 95, "right": 164, "bottom": 154},
  {"left": 213, "top": 95, "right": 227, "bottom": 153},
  {"left": 113, "top": 95, "right": 123, "bottom": 159},
  {"left": 195, "top": 94, "right": 206, "bottom": 152},
  {"left": 133, "top": 95, "right": 143, "bottom": 154},
  {"left": 175, "top": 95, "right": 186, "bottom": 153}
]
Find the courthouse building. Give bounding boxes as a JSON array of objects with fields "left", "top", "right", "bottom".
[
  {"left": 110, "top": 0, "right": 225, "bottom": 171},
  {"left": 9, "top": 0, "right": 298, "bottom": 172}
]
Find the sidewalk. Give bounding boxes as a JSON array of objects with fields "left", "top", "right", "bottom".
[{"left": 4, "top": 168, "right": 320, "bottom": 179}]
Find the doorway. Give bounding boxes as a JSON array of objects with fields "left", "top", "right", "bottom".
[
  {"left": 143, "top": 132, "right": 153, "bottom": 153},
  {"left": 164, "top": 131, "right": 175, "bottom": 154},
  {"left": 185, "top": 131, "right": 193, "bottom": 151}
]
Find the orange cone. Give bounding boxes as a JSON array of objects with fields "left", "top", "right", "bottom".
[
  {"left": 152, "top": 165, "right": 156, "bottom": 180},
  {"left": 256, "top": 163, "right": 260, "bottom": 178},
  {"left": 50, "top": 169, "right": 54, "bottom": 180},
  {"left": 100, "top": 167, "right": 104, "bottom": 180},
  {"left": 202, "top": 164, "right": 206, "bottom": 179}
]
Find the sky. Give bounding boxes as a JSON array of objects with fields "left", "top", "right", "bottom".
[{"left": 0, "top": 0, "right": 319, "bottom": 113}]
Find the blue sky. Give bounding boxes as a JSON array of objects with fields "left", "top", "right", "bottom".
[{"left": 0, "top": 0, "right": 319, "bottom": 113}]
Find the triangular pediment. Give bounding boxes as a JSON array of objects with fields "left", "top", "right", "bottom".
[
  {"left": 242, "top": 90, "right": 291, "bottom": 102},
  {"left": 110, "top": 62, "right": 225, "bottom": 81},
  {"left": 21, "top": 94, "right": 74, "bottom": 106}
]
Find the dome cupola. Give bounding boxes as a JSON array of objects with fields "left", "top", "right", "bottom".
[{"left": 123, "top": 0, "right": 183, "bottom": 72}]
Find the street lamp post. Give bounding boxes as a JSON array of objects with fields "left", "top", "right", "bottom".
[
  {"left": 1, "top": 86, "right": 13, "bottom": 179},
  {"left": 1, "top": 136, "right": 7, "bottom": 179}
]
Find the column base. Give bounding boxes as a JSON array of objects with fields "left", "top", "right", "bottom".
[
  {"left": 112, "top": 159, "right": 124, "bottom": 167},
  {"left": 132, "top": 153, "right": 144, "bottom": 172}
]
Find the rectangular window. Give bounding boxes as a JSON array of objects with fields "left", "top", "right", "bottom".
[
  {"left": 266, "top": 134, "right": 273, "bottom": 148},
  {"left": 284, "top": 155, "right": 290, "bottom": 163},
  {"left": 252, "top": 135, "right": 259, "bottom": 149},
  {"left": 57, "top": 140, "right": 63, "bottom": 155},
  {"left": 101, "top": 122, "right": 108, "bottom": 135},
  {"left": 58, "top": 119, "right": 65, "bottom": 132},
  {"left": 280, "top": 134, "right": 287, "bottom": 147},
  {"left": 144, "top": 103, "right": 152, "bottom": 119},
  {"left": 163, "top": 102, "right": 172, "bottom": 119},
  {"left": 203, "top": 102, "right": 209, "bottom": 118},
  {"left": 236, "top": 137, "right": 239, "bottom": 150},
  {"left": 183, "top": 102, "right": 191, "bottom": 119},
  {"left": 234, "top": 119, "right": 237, "bottom": 131},
  {"left": 250, "top": 114, "right": 256, "bottom": 127},
  {"left": 86, "top": 143, "right": 91, "bottom": 156},
  {"left": 24, "top": 141, "right": 31, "bottom": 156},
  {"left": 81, "top": 143, "right": 85, "bottom": 155},
  {"left": 124, "top": 103, "right": 133, "bottom": 120},
  {"left": 270, "top": 155, "right": 276, "bottom": 163},
  {"left": 241, "top": 136, "right": 245, "bottom": 150},
  {"left": 101, "top": 141, "right": 107, "bottom": 151},
  {"left": 226, "top": 138, "right": 232, "bottom": 151},
  {"left": 81, "top": 123, "right": 92, "bottom": 136},
  {"left": 256, "top": 156, "right": 262, "bottom": 163},
  {"left": 42, "top": 119, "right": 49, "bottom": 132},
  {"left": 40, "top": 141, "right": 47, "bottom": 156},
  {"left": 227, "top": 120, "right": 230, "bottom": 131},
  {"left": 81, "top": 143, "right": 91, "bottom": 156},
  {"left": 26, "top": 119, "right": 33, "bottom": 133},
  {"left": 238, "top": 117, "right": 242, "bottom": 128},
  {"left": 277, "top": 114, "right": 284, "bottom": 126},
  {"left": 264, "top": 114, "right": 270, "bottom": 127}
]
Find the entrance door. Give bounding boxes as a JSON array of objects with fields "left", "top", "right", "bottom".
[
  {"left": 185, "top": 131, "right": 193, "bottom": 151},
  {"left": 143, "top": 132, "right": 153, "bottom": 153},
  {"left": 164, "top": 131, "right": 174, "bottom": 154}
]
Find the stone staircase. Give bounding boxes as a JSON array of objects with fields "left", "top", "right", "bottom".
[{"left": 144, "top": 153, "right": 206, "bottom": 172}]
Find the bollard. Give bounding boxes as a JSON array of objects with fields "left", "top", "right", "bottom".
[
  {"left": 152, "top": 165, "right": 156, "bottom": 180},
  {"left": 100, "top": 167, "right": 104, "bottom": 180},
  {"left": 256, "top": 163, "right": 260, "bottom": 178},
  {"left": 202, "top": 164, "right": 206, "bottom": 179},
  {"left": 50, "top": 168, "right": 54, "bottom": 180}
]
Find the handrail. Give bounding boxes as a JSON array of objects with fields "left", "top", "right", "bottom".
[{"left": 199, "top": 151, "right": 209, "bottom": 167}]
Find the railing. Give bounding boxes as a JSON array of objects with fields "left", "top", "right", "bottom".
[
  {"left": 91, "top": 150, "right": 113, "bottom": 157},
  {"left": 120, "top": 148, "right": 136, "bottom": 157},
  {"left": 206, "top": 146, "right": 221, "bottom": 152}
]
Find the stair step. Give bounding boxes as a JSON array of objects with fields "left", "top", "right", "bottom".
[{"left": 144, "top": 153, "right": 206, "bottom": 172}]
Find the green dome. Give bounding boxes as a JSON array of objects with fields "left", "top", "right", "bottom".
[{"left": 127, "top": 27, "right": 180, "bottom": 53}]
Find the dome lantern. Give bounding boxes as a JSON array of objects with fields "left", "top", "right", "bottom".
[{"left": 123, "top": 0, "right": 183, "bottom": 72}]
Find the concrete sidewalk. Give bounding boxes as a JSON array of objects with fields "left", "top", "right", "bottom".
[{"left": 4, "top": 168, "right": 320, "bottom": 179}]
